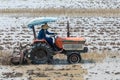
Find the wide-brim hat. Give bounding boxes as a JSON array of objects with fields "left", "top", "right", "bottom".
[{"left": 42, "top": 24, "right": 50, "bottom": 29}]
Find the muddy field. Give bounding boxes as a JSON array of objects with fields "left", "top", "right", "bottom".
[
  {"left": 0, "top": 50, "right": 120, "bottom": 80},
  {"left": 0, "top": 0, "right": 120, "bottom": 80},
  {"left": 0, "top": 16, "right": 119, "bottom": 80}
]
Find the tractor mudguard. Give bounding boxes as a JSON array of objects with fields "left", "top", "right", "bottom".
[
  {"left": 33, "top": 39, "right": 47, "bottom": 44},
  {"left": 55, "top": 37, "right": 63, "bottom": 49},
  {"left": 66, "top": 51, "right": 80, "bottom": 56}
]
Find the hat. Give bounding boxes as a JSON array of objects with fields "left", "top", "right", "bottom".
[{"left": 41, "top": 24, "right": 49, "bottom": 29}]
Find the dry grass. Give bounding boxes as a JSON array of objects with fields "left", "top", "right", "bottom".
[
  {"left": 81, "top": 52, "right": 107, "bottom": 63},
  {"left": 82, "top": 50, "right": 120, "bottom": 63},
  {"left": 0, "top": 50, "right": 12, "bottom": 65},
  {"left": 0, "top": 8, "right": 120, "bottom": 17},
  {"left": 0, "top": 50, "right": 119, "bottom": 65},
  {"left": 0, "top": 49, "right": 119, "bottom": 65},
  {"left": 105, "top": 51, "right": 120, "bottom": 58}
]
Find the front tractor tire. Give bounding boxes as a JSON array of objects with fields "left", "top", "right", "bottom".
[
  {"left": 29, "top": 43, "right": 54, "bottom": 64},
  {"left": 67, "top": 53, "right": 81, "bottom": 64}
]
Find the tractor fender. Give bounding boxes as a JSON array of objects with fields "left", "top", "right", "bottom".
[
  {"left": 33, "top": 39, "right": 47, "bottom": 44},
  {"left": 66, "top": 52, "right": 80, "bottom": 56}
]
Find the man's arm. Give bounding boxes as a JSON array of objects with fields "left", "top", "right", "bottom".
[{"left": 46, "top": 30, "right": 55, "bottom": 35}]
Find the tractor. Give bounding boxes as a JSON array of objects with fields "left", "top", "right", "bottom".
[{"left": 11, "top": 17, "right": 88, "bottom": 64}]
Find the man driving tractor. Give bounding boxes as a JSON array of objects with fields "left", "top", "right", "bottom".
[
  {"left": 37, "top": 23, "right": 57, "bottom": 50},
  {"left": 11, "top": 17, "right": 88, "bottom": 65}
]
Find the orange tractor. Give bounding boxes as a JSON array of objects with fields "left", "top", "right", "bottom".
[{"left": 11, "top": 17, "right": 88, "bottom": 64}]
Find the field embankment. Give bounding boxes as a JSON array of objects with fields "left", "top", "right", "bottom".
[{"left": 0, "top": 8, "right": 120, "bottom": 17}]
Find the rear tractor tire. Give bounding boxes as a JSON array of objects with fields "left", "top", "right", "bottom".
[{"left": 29, "top": 43, "right": 54, "bottom": 64}]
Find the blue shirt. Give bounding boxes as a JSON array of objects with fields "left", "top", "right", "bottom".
[{"left": 38, "top": 29, "right": 54, "bottom": 39}]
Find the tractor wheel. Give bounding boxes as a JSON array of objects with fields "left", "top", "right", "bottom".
[
  {"left": 30, "top": 43, "right": 54, "bottom": 64},
  {"left": 67, "top": 53, "right": 81, "bottom": 64}
]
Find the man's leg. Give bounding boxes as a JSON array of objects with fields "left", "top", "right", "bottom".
[{"left": 45, "top": 37, "right": 56, "bottom": 50}]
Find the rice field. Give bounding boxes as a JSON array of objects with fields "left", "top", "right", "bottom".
[{"left": 0, "top": 0, "right": 120, "bottom": 79}]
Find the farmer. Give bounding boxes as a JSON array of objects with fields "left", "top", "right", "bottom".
[{"left": 38, "top": 23, "right": 56, "bottom": 50}]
